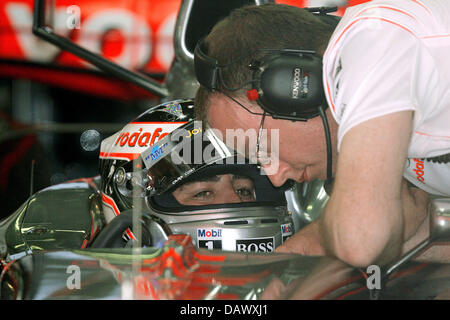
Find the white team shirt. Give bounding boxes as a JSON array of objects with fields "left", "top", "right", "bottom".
[{"left": 323, "top": 0, "right": 450, "bottom": 196}]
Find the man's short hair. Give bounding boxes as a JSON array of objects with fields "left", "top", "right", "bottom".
[{"left": 195, "top": 3, "right": 335, "bottom": 121}]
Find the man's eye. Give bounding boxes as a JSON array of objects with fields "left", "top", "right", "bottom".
[
  {"left": 193, "top": 191, "right": 213, "bottom": 199},
  {"left": 236, "top": 188, "right": 255, "bottom": 200}
]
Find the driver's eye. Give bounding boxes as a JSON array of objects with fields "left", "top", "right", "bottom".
[
  {"left": 193, "top": 190, "right": 213, "bottom": 199},
  {"left": 236, "top": 188, "right": 254, "bottom": 201}
]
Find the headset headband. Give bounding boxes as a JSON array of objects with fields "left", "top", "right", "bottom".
[{"left": 194, "top": 39, "right": 222, "bottom": 91}]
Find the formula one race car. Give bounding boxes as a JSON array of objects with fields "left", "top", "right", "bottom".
[
  {"left": 1, "top": 0, "right": 450, "bottom": 302},
  {"left": 1, "top": 196, "right": 450, "bottom": 300},
  {"left": 1, "top": 92, "right": 449, "bottom": 301}
]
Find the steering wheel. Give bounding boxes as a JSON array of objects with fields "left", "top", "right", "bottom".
[{"left": 90, "top": 209, "right": 170, "bottom": 248}]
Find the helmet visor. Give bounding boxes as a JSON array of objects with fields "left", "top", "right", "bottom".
[{"left": 142, "top": 121, "right": 246, "bottom": 195}]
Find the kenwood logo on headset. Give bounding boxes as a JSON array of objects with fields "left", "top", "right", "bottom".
[
  {"left": 292, "top": 68, "right": 309, "bottom": 99},
  {"left": 292, "top": 68, "right": 301, "bottom": 99}
]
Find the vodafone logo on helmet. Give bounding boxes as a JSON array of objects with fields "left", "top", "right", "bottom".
[
  {"left": 292, "top": 68, "right": 301, "bottom": 99},
  {"left": 115, "top": 127, "right": 165, "bottom": 148},
  {"left": 100, "top": 122, "right": 185, "bottom": 160}
]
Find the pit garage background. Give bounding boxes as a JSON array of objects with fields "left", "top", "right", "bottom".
[{"left": 0, "top": 0, "right": 372, "bottom": 218}]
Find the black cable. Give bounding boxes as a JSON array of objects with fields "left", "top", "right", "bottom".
[{"left": 318, "top": 105, "right": 333, "bottom": 186}]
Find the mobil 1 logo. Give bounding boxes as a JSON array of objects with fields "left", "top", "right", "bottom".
[
  {"left": 281, "top": 223, "right": 293, "bottom": 243},
  {"left": 197, "top": 228, "right": 222, "bottom": 250},
  {"left": 236, "top": 237, "right": 274, "bottom": 253}
]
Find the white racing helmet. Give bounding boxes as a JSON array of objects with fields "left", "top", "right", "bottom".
[
  {"left": 98, "top": 99, "right": 193, "bottom": 222},
  {"left": 98, "top": 100, "right": 295, "bottom": 252}
]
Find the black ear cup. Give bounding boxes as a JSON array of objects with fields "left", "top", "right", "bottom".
[{"left": 250, "top": 51, "right": 326, "bottom": 120}]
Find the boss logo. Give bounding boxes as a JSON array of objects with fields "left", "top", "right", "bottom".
[{"left": 236, "top": 237, "right": 274, "bottom": 253}]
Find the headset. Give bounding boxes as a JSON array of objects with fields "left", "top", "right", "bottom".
[{"left": 194, "top": 6, "right": 340, "bottom": 185}]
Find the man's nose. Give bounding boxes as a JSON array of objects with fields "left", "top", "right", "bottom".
[{"left": 220, "top": 187, "right": 242, "bottom": 204}]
